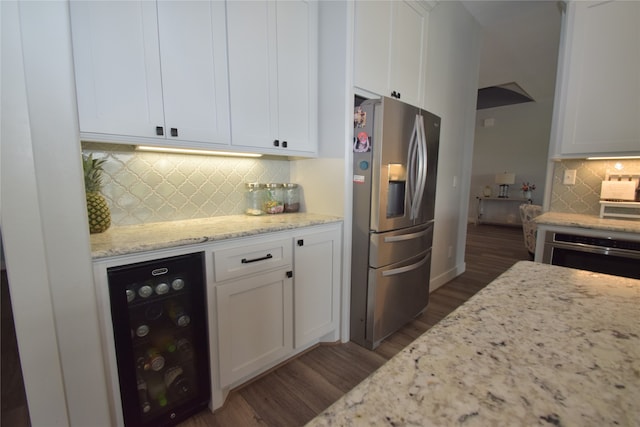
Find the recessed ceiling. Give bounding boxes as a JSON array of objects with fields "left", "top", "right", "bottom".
[{"left": 477, "top": 82, "right": 535, "bottom": 110}]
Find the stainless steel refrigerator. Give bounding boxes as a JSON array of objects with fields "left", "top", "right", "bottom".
[{"left": 351, "top": 96, "right": 440, "bottom": 349}]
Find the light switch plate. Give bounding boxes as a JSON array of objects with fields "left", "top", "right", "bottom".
[{"left": 563, "top": 169, "right": 577, "bottom": 185}]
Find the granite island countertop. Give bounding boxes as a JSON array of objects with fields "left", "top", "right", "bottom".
[
  {"left": 307, "top": 261, "right": 640, "bottom": 427},
  {"left": 90, "top": 213, "right": 342, "bottom": 259},
  {"left": 534, "top": 211, "right": 640, "bottom": 234}
]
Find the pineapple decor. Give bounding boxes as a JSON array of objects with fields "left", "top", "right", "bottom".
[{"left": 82, "top": 153, "right": 111, "bottom": 234}]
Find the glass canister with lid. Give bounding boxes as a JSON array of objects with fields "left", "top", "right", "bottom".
[
  {"left": 283, "top": 183, "right": 300, "bottom": 213},
  {"left": 264, "top": 183, "right": 285, "bottom": 214},
  {"left": 245, "top": 183, "right": 266, "bottom": 215}
]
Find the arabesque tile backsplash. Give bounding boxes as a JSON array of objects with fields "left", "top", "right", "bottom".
[
  {"left": 83, "top": 143, "right": 290, "bottom": 226},
  {"left": 550, "top": 159, "right": 640, "bottom": 215}
]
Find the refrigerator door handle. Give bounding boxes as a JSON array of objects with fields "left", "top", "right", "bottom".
[
  {"left": 383, "top": 228, "right": 430, "bottom": 243},
  {"left": 407, "top": 115, "right": 420, "bottom": 220},
  {"left": 412, "top": 115, "right": 427, "bottom": 220},
  {"left": 381, "top": 251, "right": 430, "bottom": 277}
]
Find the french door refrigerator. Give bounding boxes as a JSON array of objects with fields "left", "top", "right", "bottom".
[
  {"left": 351, "top": 96, "right": 440, "bottom": 349},
  {"left": 107, "top": 252, "right": 210, "bottom": 426}
]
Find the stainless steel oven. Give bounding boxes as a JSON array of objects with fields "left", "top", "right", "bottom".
[{"left": 542, "top": 231, "right": 640, "bottom": 279}]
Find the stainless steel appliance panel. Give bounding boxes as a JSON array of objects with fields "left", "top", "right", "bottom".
[
  {"left": 351, "top": 96, "right": 440, "bottom": 350},
  {"left": 367, "top": 250, "right": 432, "bottom": 348},
  {"left": 542, "top": 231, "right": 640, "bottom": 279},
  {"left": 369, "top": 222, "right": 433, "bottom": 268},
  {"left": 361, "top": 97, "right": 440, "bottom": 233}
]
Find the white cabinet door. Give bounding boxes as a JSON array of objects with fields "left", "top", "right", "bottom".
[
  {"left": 157, "top": 1, "right": 230, "bottom": 145},
  {"left": 354, "top": 1, "right": 392, "bottom": 98},
  {"left": 276, "top": 0, "right": 318, "bottom": 154},
  {"left": 216, "top": 268, "right": 293, "bottom": 388},
  {"left": 70, "top": 1, "right": 165, "bottom": 139},
  {"left": 226, "top": 0, "right": 318, "bottom": 155},
  {"left": 293, "top": 224, "right": 341, "bottom": 349},
  {"left": 354, "top": 1, "right": 429, "bottom": 108},
  {"left": 71, "top": 1, "right": 230, "bottom": 146},
  {"left": 388, "top": 1, "right": 429, "bottom": 108},
  {"left": 553, "top": 0, "right": 640, "bottom": 157}
]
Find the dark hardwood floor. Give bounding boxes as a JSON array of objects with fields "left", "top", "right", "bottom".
[
  {"left": 0, "top": 224, "right": 528, "bottom": 427},
  {"left": 1, "top": 269, "right": 31, "bottom": 427}
]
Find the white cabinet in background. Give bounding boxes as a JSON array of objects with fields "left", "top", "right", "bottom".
[
  {"left": 226, "top": 0, "right": 318, "bottom": 156},
  {"left": 354, "top": 1, "right": 431, "bottom": 108},
  {"left": 70, "top": 1, "right": 230, "bottom": 147},
  {"left": 550, "top": 0, "right": 640, "bottom": 158},
  {"left": 293, "top": 226, "right": 341, "bottom": 349}
]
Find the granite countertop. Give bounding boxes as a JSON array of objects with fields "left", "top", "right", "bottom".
[
  {"left": 90, "top": 213, "right": 342, "bottom": 259},
  {"left": 307, "top": 261, "right": 640, "bottom": 426},
  {"left": 534, "top": 211, "right": 640, "bottom": 234}
]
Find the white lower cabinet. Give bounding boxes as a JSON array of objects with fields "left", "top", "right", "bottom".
[
  {"left": 210, "top": 222, "right": 342, "bottom": 402},
  {"left": 215, "top": 267, "right": 293, "bottom": 388},
  {"left": 293, "top": 227, "right": 341, "bottom": 349}
]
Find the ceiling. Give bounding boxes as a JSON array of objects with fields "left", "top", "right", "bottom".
[{"left": 461, "top": 1, "right": 563, "bottom": 103}]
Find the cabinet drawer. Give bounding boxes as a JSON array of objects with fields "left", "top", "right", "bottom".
[{"left": 213, "top": 237, "right": 292, "bottom": 282}]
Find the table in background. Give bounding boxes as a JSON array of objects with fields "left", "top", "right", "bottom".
[{"left": 475, "top": 197, "right": 530, "bottom": 226}]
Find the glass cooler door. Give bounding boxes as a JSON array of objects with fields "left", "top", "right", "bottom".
[{"left": 107, "top": 252, "right": 210, "bottom": 427}]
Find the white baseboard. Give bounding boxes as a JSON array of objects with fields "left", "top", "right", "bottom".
[{"left": 430, "top": 262, "right": 466, "bottom": 292}]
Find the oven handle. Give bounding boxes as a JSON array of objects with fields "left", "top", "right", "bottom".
[{"left": 545, "top": 241, "right": 640, "bottom": 260}]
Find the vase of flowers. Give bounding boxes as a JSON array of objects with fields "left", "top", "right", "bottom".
[{"left": 521, "top": 182, "right": 536, "bottom": 200}]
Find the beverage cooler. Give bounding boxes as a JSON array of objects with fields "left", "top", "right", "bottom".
[{"left": 107, "top": 252, "right": 210, "bottom": 427}]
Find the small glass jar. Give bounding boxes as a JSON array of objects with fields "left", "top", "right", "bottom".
[
  {"left": 264, "top": 183, "right": 285, "bottom": 214},
  {"left": 245, "top": 183, "right": 266, "bottom": 215},
  {"left": 283, "top": 183, "right": 300, "bottom": 213}
]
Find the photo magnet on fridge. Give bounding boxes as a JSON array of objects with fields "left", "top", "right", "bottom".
[{"left": 354, "top": 131, "right": 371, "bottom": 153}]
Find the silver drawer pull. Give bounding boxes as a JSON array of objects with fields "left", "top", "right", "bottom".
[
  {"left": 382, "top": 253, "right": 429, "bottom": 277},
  {"left": 241, "top": 253, "right": 273, "bottom": 264},
  {"left": 383, "top": 228, "right": 429, "bottom": 243}
]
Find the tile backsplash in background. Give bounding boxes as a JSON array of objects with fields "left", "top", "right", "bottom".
[
  {"left": 551, "top": 159, "right": 640, "bottom": 215},
  {"left": 83, "top": 143, "right": 290, "bottom": 226}
]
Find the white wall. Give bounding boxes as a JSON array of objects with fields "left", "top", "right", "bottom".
[
  {"left": 468, "top": 0, "right": 561, "bottom": 219},
  {"left": 1, "top": 1, "right": 112, "bottom": 425},
  {"left": 290, "top": 1, "right": 349, "bottom": 218},
  {"left": 423, "top": 1, "right": 482, "bottom": 291},
  {"left": 469, "top": 99, "right": 554, "bottom": 213}
]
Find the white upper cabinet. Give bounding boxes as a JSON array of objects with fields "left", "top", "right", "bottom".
[
  {"left": 155, "top": 1, "right": 230, "bottom": 145},
  {"left": 70, "top": 2, "right": 164, "bottom": 139},
  {"left": 551, "top": 0, "right": 640, "bottom": 158},
  {"left": 226, "top": 0, "right": 318, "bottom": 155},
  {"left": 70, "top": 1, "right": 230, "bottom": 146},
  {"left": 354, "top": 1, "right": 430, "bottom": 108}
]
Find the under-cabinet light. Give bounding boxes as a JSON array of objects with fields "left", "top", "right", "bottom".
[
  {"left": 586, "top": 156, "right": 640, "bottom": 160},
  {"left": 136, "top": 145, "right": 263, "bottom": 158}
]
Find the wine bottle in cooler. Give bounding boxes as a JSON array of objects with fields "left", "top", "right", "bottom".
[
  {"left": 137, "top": 376, "right": 152, "bottom": 414},
  {"left": 164, "top": 365, "right": 192, "bottom": 399},
  {"left": 145, "top": 347, "right": 165, "bottom": 372},
  {"left": 176, "top": 337, "right": 194, "bottom": 362},
  {"left": 146, "top": 371, "right": 168, "bottom": 408},
  {"left": 166, "top": 301, "right": 190, "bottom": 327},
  {"left": 152, "top": 334, "right": 177, "bottom": 354}
]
